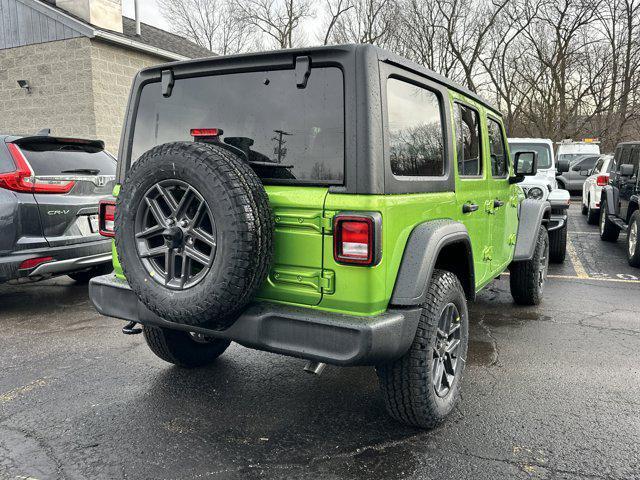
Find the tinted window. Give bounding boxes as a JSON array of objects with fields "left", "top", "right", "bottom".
[
  {"left": 509, "top": 143, "right": 552, "bottom": 169},
  {"left": 593, "top": 157, "right": 604, "bottom": 173},
  {"left": 132, "top": 68, "right": 344, "bottom": 184},
  {"left": 574, "top": 156, "right": 598, "bottom": 171},
  {"left": 454, "top": 104, "right": 481, "bottom": 176},
  {"left": 387, "top": 78, "right": 444, "bottom": 177},
  {"left": 620, "top": 146, "right": 632, "bottom": 166},
  {"left": 487, "top": 117, "right": 508, "bottom": 177},
  {"left": 19, "top": 143, "right": 116, "bottom": 175}
]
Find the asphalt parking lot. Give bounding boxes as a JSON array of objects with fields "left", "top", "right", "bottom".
[{"left": 1, "top": 202, "right": 639, "bottom": 480}]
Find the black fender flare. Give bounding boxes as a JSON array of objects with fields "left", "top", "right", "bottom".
[
  {"left": 512, "top": 199, "right": 550, "bottom": 262},
  {"left": 390, "top": 220, "right": 474, "bottom": 306},
  {"left": 630, "top": 195, "right": 640, "bottom": 215},
  {"left": 601, "top": 185, "right": 617, "bottom": 216}
]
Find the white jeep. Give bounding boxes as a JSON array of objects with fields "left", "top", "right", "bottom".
[{"left": 509, "top": 138, "right": 570, "bottom": 263}]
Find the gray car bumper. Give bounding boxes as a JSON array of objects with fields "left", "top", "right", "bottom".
[{"left": 89, "top": 274, "right": 422, "bottom": 366}]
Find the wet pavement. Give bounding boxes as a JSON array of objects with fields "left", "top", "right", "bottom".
[{"left": 1, "top": 203, "right": 639, "bottom": 480}]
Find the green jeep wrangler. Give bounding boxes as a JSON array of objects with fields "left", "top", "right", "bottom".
[{"left": 90, "top": 45, "right": 550, "bottom": 429}]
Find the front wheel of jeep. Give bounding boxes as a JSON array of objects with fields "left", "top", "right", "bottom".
[
  {"left": 627, "top": 211, "right": 640, "bottom": 267},
  {"left": 143, "top": 325, "right": 231, "bottom": 368},
  {"left": 510, "top": 225, "right": 549, "bottom": 306},
  {"left": 376, "top": 269, "right": 469, "bottom": 429}
]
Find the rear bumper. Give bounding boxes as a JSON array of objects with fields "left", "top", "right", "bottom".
[
  {"left": 0, "top": 239, "right": 111, "bottom": 283},
  {"left": 89, "top": 274, "right": 422, "bottom": 366}
]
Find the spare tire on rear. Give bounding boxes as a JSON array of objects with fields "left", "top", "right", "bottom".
[{"left": 115, "top": 142, "right": 274, "bottom": 329}]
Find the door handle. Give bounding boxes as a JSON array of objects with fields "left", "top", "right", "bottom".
[
  {"left": 462, "top": 203, "right": 479, "bottom": 214},
  {"left": 493, "top": 200, "right": 505, "bottom": 208}
]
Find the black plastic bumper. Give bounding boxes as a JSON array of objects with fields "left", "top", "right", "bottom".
[
  {"left": 0, "top": 239, "right": 112, "bottom": 283},
  {"left": 89, "top": 274, "right": 422, "bottom": 366}
]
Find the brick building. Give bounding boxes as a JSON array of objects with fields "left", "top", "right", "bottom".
[{"left": 0, "top": 0, "right": 212, "bottom": 154}]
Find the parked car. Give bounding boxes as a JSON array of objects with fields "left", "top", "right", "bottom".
[
  {"left": 509, "top": 138, "right": 570, "bottom": 263},
  {"left": 557, "top": 154, "right": 601, "bottom": 193},
  {"left": 0, "top": 133, "right": 115, "bottom": 284},
  {"left": 581, "top": 154, "right": 613, "bottom": 224},
  {"left": 600, "top": 142, "right": 640, "bottom": 267},
  {"left": 89, "top": 45, "right": 552, "bottom": 429}
]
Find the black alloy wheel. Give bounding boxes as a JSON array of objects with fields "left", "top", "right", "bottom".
[{"left": 135, "top": 179, "right": 216, "bottom": 290}]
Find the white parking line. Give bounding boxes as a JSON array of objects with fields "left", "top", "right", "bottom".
[
  {"left": 547, "top": 274, "right": 640, "bottom": 284},
  {"left": 568, "top": 231, "right": 600, "bottom": 235}
]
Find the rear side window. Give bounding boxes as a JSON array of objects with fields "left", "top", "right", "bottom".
[
  {"left": 454, "top": 103, "right": 481, "bottom": 176},
  {"left": 593, "top": 157, "right": 604, "bottom": 173},
  {"left": 131, "top": 68, "right": 344, "bottom": 184},
  {"left": 387, "top": 78, "right": 445, "bottom": 177},
  {"left": 620, "top": 146, "right": 632, "bottom": 166},
  {"left": 487, "top": 117, "right": 508, "bottom": 177},
  {"left": 18, "top": 143, "right": 116, "bottom": 175}
]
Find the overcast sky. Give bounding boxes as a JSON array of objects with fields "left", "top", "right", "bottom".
[{"left": 121, "top": 0, "right": 169, "bottom": 29}]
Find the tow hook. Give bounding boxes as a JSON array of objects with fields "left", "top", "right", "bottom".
[
  {"left": 303, "top": 360, "right": 326, "bottom": 375},
  {"left": 122, "top": 321, "right": 142, "bottom": 335}
]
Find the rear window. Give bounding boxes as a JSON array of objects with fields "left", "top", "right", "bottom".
[
  {"left": 19, "top": 143, "right": 116, "bottom": 175},
  {"left": 510, "top": 143, "right": 552, "bottom": 169},
  {"left": 131, "top": 68, "right": 345, "bottom": 184}
]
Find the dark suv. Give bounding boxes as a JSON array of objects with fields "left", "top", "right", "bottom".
[
  {"left": 0, "top": 133, "right": 115, "bottom": 283},
  {"left": 600, "top": 141, "right": 640, "bottom": 266}
]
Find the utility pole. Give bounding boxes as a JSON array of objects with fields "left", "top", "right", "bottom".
[{"left": 272, "top": 130, "right": 292, "bottom": 163}]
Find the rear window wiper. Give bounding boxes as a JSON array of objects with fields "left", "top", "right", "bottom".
[{"left": 61, "top": 168, "right": 100, "bottom": 175}]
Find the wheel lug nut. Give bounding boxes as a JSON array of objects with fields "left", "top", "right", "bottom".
[{"left": 181, "top": 220, "right": 189, "bottom": 228}]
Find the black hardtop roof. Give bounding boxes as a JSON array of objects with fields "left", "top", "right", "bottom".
[{"left": 138, "top": 44, "right": 501, "bottom": 117}]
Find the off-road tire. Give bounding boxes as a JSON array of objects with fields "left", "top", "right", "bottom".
[
  {"left": 376, "top": 270, "right": 469, "bottom": 429},
  {"left": 586, "top": 200, "right": 599, "bottom": 225},
  {"left": 68, "top": 263, "right": 113, "bottom": 283},
  {"left": 549, "top": 225, "right": 567, "bottom": 263},
  {"left": 115, "top": 142, "right": 274, "bottom": 328},
  {"left": 626, "top": 211, "right": 640, "bottom": 267},
  {"left": 510, "top": 225, "right": 548, "bottom": 306},
  {"left": 599, "top": 199, "right": 620, "bottom": 242},
  {"left": 143, "top": 325, "right": 230, "bottom": 368}
]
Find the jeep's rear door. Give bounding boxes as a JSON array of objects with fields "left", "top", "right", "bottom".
[
  {"left": 11, "top": 136, "right": 116, "bottom": 248},
  {"left": 128, "top": 65, "right": 344, "bottom": 306}
]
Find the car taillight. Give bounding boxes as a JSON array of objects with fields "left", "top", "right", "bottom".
[
  {"left": 19, "top": 256, "right": 53, "bottom": 270},
  {"left": 334, "top": 214, "right": 380, "bottom": 266},
  {"left": 0, "top": 143, "right": 75, "bottom": 194},
  {"left": 99, "top": 200, "right": 116, "bottom": 237},
  {"left": 596, "top": 175, "right": 609, "bottom": 187}
]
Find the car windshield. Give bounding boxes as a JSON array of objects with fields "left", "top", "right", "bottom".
[
  {"left": 509, "top": 143, "right": 552, "bottom": 169},
  {"left": 131, "top": 67, "right": 345, "bottom": 185}
]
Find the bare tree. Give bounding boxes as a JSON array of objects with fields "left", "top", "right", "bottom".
[
  {"left": 328, "top": 0, "right": 399, "bottom": 46},
  {"left": 321, "top": 0, "right": 354, "bottom": 45},
  {"left": 157, "top": 0, "right": 250, "bottom": 54},
  {"left": 235, "top": 0, "right": 314, "bottom": 49}
]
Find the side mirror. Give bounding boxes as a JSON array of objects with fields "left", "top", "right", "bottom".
[
  {"left": 557, "top": 159, "right": 570, "bottom": 174},
  {"left": 510, "top": 151, "right": 538, "bottom": 184},
  {"left": 619, "top": 164, "right": 635, "bottom": 177}
]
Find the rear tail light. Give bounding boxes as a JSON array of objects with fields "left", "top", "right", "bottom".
[
  {"left": 19, "top": 256, "right": 53, "bottom": 270},
  {"left": 596, "top": 174, "right": 609, "bottom": 187},
  {"left": 99, "top": 200, "right": 116, "bottom": 237},
  {"left": 0, "top": 143, "right": 75, "bottom": 193},
  {"left": 333, "top": 213, "right": 381, "bottom": 266}
]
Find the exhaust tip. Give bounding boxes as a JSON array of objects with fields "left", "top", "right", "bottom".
[{"left": 303, "top": 361, "right": 326, "bottom": 375}]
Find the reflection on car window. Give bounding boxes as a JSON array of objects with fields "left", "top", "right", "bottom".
[
  {"left": 387, "top": 78, "right": 445, "bottom": 177},
  {"left": 487, "top": 117, "right": 508, "bottom": 177},
  {"left": 131, "top": 68, "right": 344, "bottom": 184},
  {"left": 454, "top": 104, "right": 481, "bottom": 176},
  {"left": 509, "top": 143, "right": 552, "bottom": 169}
]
